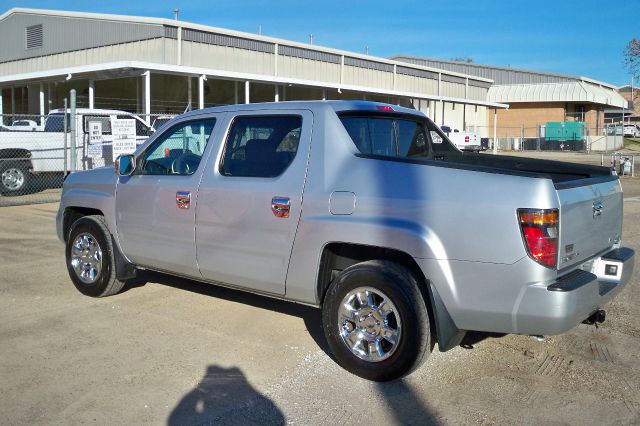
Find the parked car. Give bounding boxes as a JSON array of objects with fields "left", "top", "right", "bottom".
[
  {"left": 57, "top": 101, "right": 634, "bottom": 381},
  {"left": 7, "top": 119, "right": 41, "bottom": 131},
  {"left": 0, "top": 108, "right": 152, "bottom": 195},
  {"left": 623, "top": 124, "right": 640, "bottom": 137},
  {"left": 608, "top": 124, "right": 640, "bottom": 137},
  {"left": 440, "top": 125, "right": 482, "bottom": 152}
]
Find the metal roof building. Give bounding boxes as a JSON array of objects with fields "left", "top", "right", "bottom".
[
  {"left": 0, "top": 8, "right": 504, "bottom": 130},
  {"left": 392, "top": 56, "right": 626, "bottom": 134}
]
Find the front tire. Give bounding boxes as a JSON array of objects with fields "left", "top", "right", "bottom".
[
  {"left": 65, "top": 215, "right": 126, "bottom": 297},
  {"left": 0, "top": 161, "right": 30, "bottom": 195},
  {"left": 322, "top": 260, "right": 431, "bottom": 381}
]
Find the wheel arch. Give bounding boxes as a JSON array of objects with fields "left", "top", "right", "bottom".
[{"left": 316, "top": 242, "right": 466, "bottom": 351}]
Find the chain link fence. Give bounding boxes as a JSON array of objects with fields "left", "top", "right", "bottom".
[
  {"left": 0, "top": 113, "right": 176, "bottom": 207},
  {"left": 474, "top": 124, "right": 625, "bottom": 154}
]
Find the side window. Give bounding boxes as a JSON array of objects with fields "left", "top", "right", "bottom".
[
  {"left": 397, "top": 119, "right": 428, "bottom": 157},
  {"left": 425, "top": 120, "right": 461, "bottom": 155},
  {"left": 138, "top": 119, "right": 216, "bottom": 176},
  {"left": 341, "top": 117, "right": 395, "bottom": 156},
  {"left": 220, "top": 115, "right": 302, "bottom": 178},
  {"left": 340, "top": 115, "right": 430, "bottom": 158}
]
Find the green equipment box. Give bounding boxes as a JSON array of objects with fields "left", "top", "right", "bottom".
[{"left": 545, "top": 122, "right": 584, "bottom": 141}]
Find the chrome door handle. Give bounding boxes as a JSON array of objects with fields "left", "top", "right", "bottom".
[
  {"left": 176, "top": 191, "right": 191, "bottom": 209},
  {"left": 271, "top": 197, "right": 290, "bottom": 218}
]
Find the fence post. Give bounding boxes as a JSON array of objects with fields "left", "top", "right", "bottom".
[
  {"left": 63, "top": 98, "right": 68, "bottom": 176},
  {"left": 492, "top": 110, "right": 497, "bottom": 155},
  {"left": 70, "top": 90, "right": 76, "bottom": 173}
]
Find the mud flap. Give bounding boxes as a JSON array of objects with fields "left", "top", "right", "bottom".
[{"left": 429, "top": 283, "right": 466, "bottom": 352}]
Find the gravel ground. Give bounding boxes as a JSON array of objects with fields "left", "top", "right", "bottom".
[{"left": 0, "top": 155, "right": 639, "bottom": 425}]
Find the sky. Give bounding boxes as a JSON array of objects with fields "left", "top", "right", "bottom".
[{"left": 1, "top": 0, "right": 639, "bottom": 86}]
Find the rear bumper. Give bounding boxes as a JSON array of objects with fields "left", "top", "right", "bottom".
[{"left": 513, "top": 247, "right": 634, "bottom": 335}]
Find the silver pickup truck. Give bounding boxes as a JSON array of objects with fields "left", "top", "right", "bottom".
[{"left": 56, "top": 101, "right": 635, "bottom": 381}]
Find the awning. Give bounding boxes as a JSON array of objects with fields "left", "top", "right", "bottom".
[{"left": 488, "top": 81, "right": 627, "bottom": 108}]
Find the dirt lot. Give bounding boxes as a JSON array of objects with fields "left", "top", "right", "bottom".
[{"left": 1, "top": 156, "right": 639, "bottom": 425}]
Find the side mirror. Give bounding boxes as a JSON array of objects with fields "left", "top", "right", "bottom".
[{"left": 115, "top": 154, "right": 136, "bottom": 176}]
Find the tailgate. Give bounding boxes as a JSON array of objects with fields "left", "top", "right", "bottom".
[{"left": 557, "top": 177, "right": 622, "bottom": 270}]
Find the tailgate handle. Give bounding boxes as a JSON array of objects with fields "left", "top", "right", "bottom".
[{"left": 272, "top": 197, "right": 290, "bottom": 218}]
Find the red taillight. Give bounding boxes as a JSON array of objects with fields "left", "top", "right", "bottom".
[
  {"left": 518, "top": 208, "right": 559, "bottom": 268},
  {"left": 465, "top": 135, "right": 470, "bottom": 143},
  {"left": 376, "top": 105, "right": 395, "bottom": 112}
]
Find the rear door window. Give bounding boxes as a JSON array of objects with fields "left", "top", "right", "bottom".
[{"left": 220, "top": 115, "right": 302, "bottom": 178}]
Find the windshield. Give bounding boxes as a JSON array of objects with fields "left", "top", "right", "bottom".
[{"left": 44, "top": 113, "right": 70, "bottom": 132}]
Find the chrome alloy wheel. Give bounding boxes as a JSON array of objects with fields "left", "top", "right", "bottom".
[
  {"left": 1, "top": 167, "right": 25, "bottom": 191},
  {"left": 337, "top": 286, "right": 402, "bottom": 362},
  {"left": 70, "top": 232, "right": 103, "bottom": 284}
]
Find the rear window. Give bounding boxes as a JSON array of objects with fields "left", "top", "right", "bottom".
[{"left": 340, "top": 116, "right": 429, "bottom": 158}]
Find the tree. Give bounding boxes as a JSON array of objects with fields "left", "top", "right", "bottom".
[{"left": 624, "top": 38, "right": 640, "bottom": 78}]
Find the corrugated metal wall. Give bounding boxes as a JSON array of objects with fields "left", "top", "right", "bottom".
[
  {"left": 0, "top": 12, "right": 164, "bottom": 64},
  {"left": 396, "top": 74, "right": 438, "bottom": 94},
  {"left": 0, "top": 38, "right": 169, "bottom": 75},
  {"left": 277, "top": 56, "right": 340, "bottom": 84},
  {"left": 343, "top": 66, "right": 394, "bottom": 90},
  {"left": 393, "top": 56, "right": 575, "bottom": 85},
  {"left": 181, "top": 40, "right": 275, "bottom": 75},
  {"left": 440, "top": 81, "right": 466, "bottom": 98}
]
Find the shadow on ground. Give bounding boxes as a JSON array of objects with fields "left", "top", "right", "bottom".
[
  {"left": 377, "top": 379, "right": 442, "bottom": 425},
  {"left": 168, "top": 365, "right": 285, "bottom": 425},
  {"left": 124, "top": 270, "right": 330, "bottom": 355}
]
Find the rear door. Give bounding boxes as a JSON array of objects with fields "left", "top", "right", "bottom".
[
  {"left": 557, "top": 177, "right": 622, "bottom": 270},
  {"left": 195, "top": 110, "right": 312, "bottom": 295}
]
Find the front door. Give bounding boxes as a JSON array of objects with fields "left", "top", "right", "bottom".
[
  {"left": 196, "top": 111, "right": 313, "bottom": 295},
  {"left": 115, "top": 117, "right": 219, "bottom": 277}
]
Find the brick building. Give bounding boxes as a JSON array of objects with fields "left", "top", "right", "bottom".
[{"left": 391, "top": 56, "right": 626, "bottom": 138}]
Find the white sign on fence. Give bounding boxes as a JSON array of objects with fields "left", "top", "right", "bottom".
[
  {"left": 87, "top": 121, "right": 104, "bottom": 158},
  {"left": 88, "top": 121, "right": 103, "bottom": 144},
  {"left": 111, "top": 118, "right": 137, "bottom": 157}
]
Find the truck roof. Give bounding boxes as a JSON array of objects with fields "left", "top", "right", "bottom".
[
  {"left": 49, "top": 108, "right": 143, "bottom": 116},
  {"left": 177, "top": 100, "right": 425, "bottom": 120}
]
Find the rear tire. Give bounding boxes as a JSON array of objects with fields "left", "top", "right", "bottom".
[
  {"left": 322, "top": 260, "right": 431, "bottom": 381},
  {"left": 0, "top": 161, "right": 30, "bottom": 195},
  {"left": 65, "top": 215, "right": 126, "bottom": 297}
]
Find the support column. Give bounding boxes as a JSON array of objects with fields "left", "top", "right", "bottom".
[
  {"left": 143, "top": 71, "right": 151, "bottom": 125},
  {"left": 234, "top": 81, "right": 238, "bottom": 104},
  {"left": 47, "top": 83, "right": 52, "bottom": 112},
  {"left": 322, "top": 89, "right": 327, "bottom": 101},
  {"left": 11, "top": 87, "right": 15, "bottom": 116},
  {"left": 474, "top": 105, "right": 478, "bottom": 132},
  {"left": 245, "top": 81, "right": 250, "bottom": 104},
  {"left": 88, "top": 80, "right": 95, "bottom": 110},
  {"left": 198, "top": 75, "right": 206, "bottom": 109},
  {"left": 39, "top": 83, "right": 45, "bottom": 127},
  {"left": 0, "top": 90, "right": 3, "bottom": 125},
  {"left": 493, "top": 109, "right": 498, "bottom": 155},
  {"left": 187, "top": 77, "right": 192, "bottom": 111},
  {"left": 274, "top": 85, "right": 279, "bottom": 102}
]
